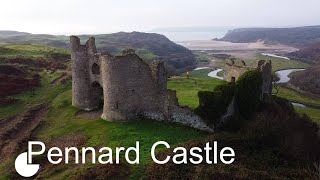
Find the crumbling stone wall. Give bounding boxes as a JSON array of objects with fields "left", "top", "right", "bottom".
[
  {"left": 224, "top": 59, "right": 272, "bottom": 95},
  {"left": 70, "top": 36, "right": 213, "bottom": 132}
]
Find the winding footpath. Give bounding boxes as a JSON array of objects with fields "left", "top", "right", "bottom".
[{"left": 0, "top": 104, "right": 48, "bottom": 163}]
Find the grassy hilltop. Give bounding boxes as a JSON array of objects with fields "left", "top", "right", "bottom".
[
  {"left": 0, "top": 44, "right": 69, "bottom": 59},
  {"left": 0, "top": 44, "right": 319, "bottom": 179}
]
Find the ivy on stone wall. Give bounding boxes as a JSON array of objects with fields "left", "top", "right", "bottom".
[
  {"left": 235, "top": 70, "right": 263, "bottom": 119},
  {"left": 195, "top": 70, "right": 263, "bottom": 131}
]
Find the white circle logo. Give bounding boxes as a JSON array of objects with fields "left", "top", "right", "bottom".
[{"left": 15, "top": 152, "right": 40, "bottom": 177}]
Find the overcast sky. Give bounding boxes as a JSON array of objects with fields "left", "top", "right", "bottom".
[{"left": 1, "top": 0, "right": 319, "bottom": 35}]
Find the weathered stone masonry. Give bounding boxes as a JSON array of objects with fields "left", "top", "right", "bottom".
[
  {"left": 224, "top": 59, "right": 272, "bottom": 95},
  {"left": 70, "top": 36, "right": 213, "bottom": 132}
]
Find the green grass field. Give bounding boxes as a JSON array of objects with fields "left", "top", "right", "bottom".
[
  {"left": 35, "top": 90, "right": 206, "bottom": 179},
  {"left": 168, "top": 77, "right": 225, "bottom": 109},
  {"left": 275, "top": 86, "right": 320, "bottom": 107},
  {"left": 0, "top": 73, "right": 226, "bottom": 178},
  {"left": 237, "top": 55, "right": 309, "bottom": 72},
  {"left": 0, "top": 73, "right": 209, "bottom": 179},
  {"left": 0, "top": 44, "right": 69, "bottom": 59},
  {"left": 189, "top": 69, "right": 225, "bottom": 79},
  {"left": 1, "top": 70, "right": 319, "bottom": 179},
  {"left": 31, "top": 75, "right": 224, "bottom": 178},
  {"left": 295, "top": 106, "right": 320, "bottom": 124},
  {"left": 257, "top": 54, "right": 309, "bottom": 71},
  {"left": 189, "top": 69, "right": 212, "bottom": 78},
  {"left": 0, "top": 44, "right": 318, "bottom": 178},
  {"left": 135, "top": 49, "right": 158, "bottom": 60},
  {"left": 276, "top": 85, "right": 320, "bottom": 124}
]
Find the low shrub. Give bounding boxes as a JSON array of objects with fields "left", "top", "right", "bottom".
[
  {"left": 245, "top": 96, "right": 320, "bottom": 162},
  {"left": 195, "top": 83, "right": 235, "bottom": 127}
]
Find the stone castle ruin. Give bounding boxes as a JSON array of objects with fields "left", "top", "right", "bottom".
[
  {"left": 224, "top": 59, "right": 272, "bottom": 95},
  {"left": 70, "top": 36, "right": 213, "bottom": 132},
  {"left": 70, "top": 36, "right": 273, "bottom": 132}
]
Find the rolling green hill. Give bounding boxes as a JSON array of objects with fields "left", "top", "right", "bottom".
[
  {"left": 0, "top": 31, "right": 196, "bottom": 73},
  {"left": 1, "top": 72, "right": 319, "bottom": 179},
  {"left": 0, "top": 44, "right": 69, "bottom": 59},
  {"left": 0, "top": 44, "right": 319, "bottom": 179}
]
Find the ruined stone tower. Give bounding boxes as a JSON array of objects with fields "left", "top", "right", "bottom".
[
  {"left": 70, "top": 36, "right": 175, "bottom": 120},
  {"left": 70, "top": 36, "right": 212, "bottom": 132},
  {"left": 224, "top": 59, "right": 272, "bottom": 95},
  {"left": 71, "top": 36, "right": 100, "bottom": 111}
]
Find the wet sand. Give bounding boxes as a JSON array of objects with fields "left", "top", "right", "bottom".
[
  {"left": 177, "top": 40, "right": 298, "bottom": 52},
  {"left": 178, "top": 40, "right": 298, "bottom": 59}
]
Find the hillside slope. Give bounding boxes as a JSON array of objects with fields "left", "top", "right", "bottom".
[
  {"left": 0, "top": 31, "right": 196, "bottom": 73},
  {"left": 290, "top": 64, "right": 320, "bottom": 95},
  {"left": 219, "top": 26, "right": 320, "bottom": 47},
  {"left": 288, "top": 42, "right": 320, "bottom": 94},
  {"left": 288, "top": 41, "right": 320, "bottom": 63}
]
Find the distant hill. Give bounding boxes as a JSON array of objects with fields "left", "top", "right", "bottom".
[
  {"left": 0, "top": 31, "right": 196, "bottom": 73},
  {"left": 218, "top": 26, "right": 320, "bottom": 47},
  {"left": 0, "top": 30, "right": 30, "bottom": 36},
  {"left": 287, "top": 41, "right": 320, "bottom": 63}
]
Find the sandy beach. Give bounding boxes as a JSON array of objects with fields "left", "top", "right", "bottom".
[
  {"left": 177, "top": 40, "right": 298, "bottom": 52},
  {"left": 177, "top": 40, "right": 298, "bottom": 60}
]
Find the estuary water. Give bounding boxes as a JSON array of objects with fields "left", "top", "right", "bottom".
[
  {"left": 193, "top": 67, "right": 224, "bottom": 80},
  {"left": 208, "top": 69, "right": 224, "bottom": 80},
  {"left": 275, "top": 69, "right": 305, "bottom": 83}
]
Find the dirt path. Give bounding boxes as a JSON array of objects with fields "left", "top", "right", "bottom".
[{"left": 0, "top": 104, "right": 48, "bottom": 163}]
